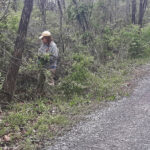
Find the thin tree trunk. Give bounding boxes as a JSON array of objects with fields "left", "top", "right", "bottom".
[
  {"left": 114, "top": 0, "right": 117, "bottom": 23},
  {"left": 138, "top": 0, "right": 148, "bottom": 27},
  {"left": 2, "top": 0, "right": 33, "bottom": 101},
  {"left": 0, "top": 0, "right": 10, "bottom": 21},
  {"left": 12, "top": 0, "right": 17, "bottom": 12},
  {"left": 132, "top": 0, "right": 136, "bottom": 24},
  {"left": 72, "top": 0, "right": 86, "bottom": 32},
  {"left": 39, "top": 0, "right": 47, "bottom": 30},
  {"left": 126, "top": 0, "right": 130, "bottom": 23},
  {"left": 61, "top": 0, "right": 66, "bottom": 9},
  {"left": 57, "top": 0, "right": 65, "bottom": 52},
  {"left": 82, "top": 11, "right": 89, "bottom": 30},
  {"left": 109, "top": 0, "right": 112, "bottom": 23}
]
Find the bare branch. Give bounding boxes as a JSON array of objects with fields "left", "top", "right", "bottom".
[{"left": 0, "top": 0, "right": 10, "bottom": 21}]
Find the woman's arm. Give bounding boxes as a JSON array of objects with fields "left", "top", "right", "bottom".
[{"left": 50, "top": 42, "right": 59, "bottom": 57}]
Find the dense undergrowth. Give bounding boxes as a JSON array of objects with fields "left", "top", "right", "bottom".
[
  {"left": 1, "top": 22, "right": 150, "bottom": 148},
  {"left": 0, "top": 56, "right": 150, "bottom": 149}
]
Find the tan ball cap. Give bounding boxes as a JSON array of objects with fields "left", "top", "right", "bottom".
[{"left": 39, "top": 31, "right": 51, "bottom": 39}]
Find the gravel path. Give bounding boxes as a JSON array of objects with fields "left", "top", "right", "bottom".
[{"left": 46, "top": 70, "right": 150, "bottom": 150}]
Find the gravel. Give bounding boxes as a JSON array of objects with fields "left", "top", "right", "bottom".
[{"left": 46, "top": 68, "right": 150, "bottom": 150}]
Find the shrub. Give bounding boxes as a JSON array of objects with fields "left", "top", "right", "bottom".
[
  {"left": 107, "top": 25, "right": 145, "bottom": 58},
  {"left": 141, "top": 24, "right": 150, "bottom": 57},
  {"left": 60, "top": 53, "right": 93, "bottom": 97}
]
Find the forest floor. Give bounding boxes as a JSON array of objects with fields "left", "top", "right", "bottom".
[
  {"left": 1, "top": 58, "right": 150, "bottom": 149},
  {"left": 45, "top": 63, "right": 150, "bottom": 150}
]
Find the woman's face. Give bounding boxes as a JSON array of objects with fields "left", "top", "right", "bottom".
[{"left": 42, "top": 37, "right": 48, "bottom": 44}]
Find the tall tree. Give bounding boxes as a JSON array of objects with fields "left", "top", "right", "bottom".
[
  {"left": 138, "top": 0, "right": 148, "bottom": 27},
  {"left": 72, "top": 0, "right": 85, "bottom": 31},
  {"left": 57, "top": 0, "right": 65, "bottom": 52},
  {"left": 39, "top": 0, "right": 47, "bottom": 30},
  {"left": 108, "top": 0, "right": 112, "bottom": 23},
  {"left": 2, "top": 0, "right": 33, "bottom": 101},
  {"left": 114, "top": 0, "right": 117, "bottom": 23},
  {"left": 12, "top": 0, "right": 17, "bottom": 12},
  {"left": 132, "top": 0, "right": 136, "bottom": 24},
  {"left": 126, "top": 0, "right": 131, "bottom": 23},
  {"left": 61, "top": 0, "right": 66, "bottom": 9},
  {"left": 72, "top": 0, "right": 89, "bottom": 32}
]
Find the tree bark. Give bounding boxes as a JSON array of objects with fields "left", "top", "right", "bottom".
[
  {"left": 138, "top": 0, "right": 148, "bottom": 27},
  {"left": 2, "top": 0, "right": 33, "bottom": 101},
  {"left": 132, "top": 0, "right": 136, "bottom": 24},
  {"left": 114, "top": 0, "right": 117, "bottom": 23},
  {"left": 57, "top": 0, "right": 65, "bottom": 52},
  {"left": 72, "top": 0, "right": 86, "bottom": 32},
  {"left": 12, "top": 0, "right": 17, "bottom": 12},
  {"left": 61, "top": 0, "right": 66, "bottom": 9},
  {"left": 39, "top": 0, "right": 47, "bottom": 30},
  {"left": 109, "top": 0, "right": 112, "bottom": 23},
  {"left": 126, "top": 0, "right": 130, "bottom": 23}
]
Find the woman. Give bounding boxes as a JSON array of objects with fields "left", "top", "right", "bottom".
[{"left": 38, "top": 31, "right": 59, "bottom": 86}]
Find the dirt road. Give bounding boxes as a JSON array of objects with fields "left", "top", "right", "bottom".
[{"left": 46, "top": 66, "right": 150, "bottom": 150}]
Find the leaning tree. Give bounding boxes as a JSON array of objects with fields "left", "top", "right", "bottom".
[{"left": 2, "top": 0, "right": 34, "bottom": 101}]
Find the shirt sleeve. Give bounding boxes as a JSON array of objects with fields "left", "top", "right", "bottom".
[{"left": 50, "top": 43, "right": 59, "bottom": 57}]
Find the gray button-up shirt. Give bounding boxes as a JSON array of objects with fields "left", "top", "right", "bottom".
[
  {"left": 38, "top": 41, "right": 59, "bottom": 57},
  {"left": 38, "top": 41, "right": 59, "bottom": 67}
]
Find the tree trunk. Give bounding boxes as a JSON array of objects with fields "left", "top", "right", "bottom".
[
  {"left": 72, "top": 0, "right": 86, "bottom": 32},
  {"left": 138, "top": 0, "right": 148, "bottom": 27},
  {"left": 132, "top": 0, "right": 136, "bottom": 24},
  {"left": 61, "top": 0, "right": 66, "bottom": 9},
  {"left": 12, "top": 0, "right": 17, "bottom": 12},
  {"left": 126, "top": 0, "right": 130, "bottom": 23},
  {"left": 2, "top": 0, "right": 33, "bottom": 101},
  {"left": 114, "top": 0, "right": 117, "bottom": 23},
  {"left": 39, "top": 0, "right": 47, "bottom": 30},
  {"left": 57, "top": 0, "right": 65, "bottom": 52},
  {"left": 109, "top": 0, "right": 112, "bottom": 24}
]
